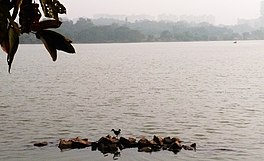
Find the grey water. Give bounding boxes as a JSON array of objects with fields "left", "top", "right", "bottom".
[{"left": 0, "top": 41, "right": 264, "bottom": 161}]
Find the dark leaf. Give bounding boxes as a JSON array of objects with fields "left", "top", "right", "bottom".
[
  {"left": 36, "top": 32, "right": 57, "bottom": 61},
  {"left": 11, "top": 0, "right": 23, "bottom": 20},
  {"left": 7, "top": 22, "right": 20, "bottom": 73},
  {"left": 19, "top": 1, "right": 41, "bottom": 33},
  {"left": 0, "top": 12, "right": 8, "bottom": 43},
  {"left": 39, "top": 0, "right": 54, "bottom": 20},
  {"left": 1, "top": 36, "right": 9, "bottom": 54},
  {"left": 37, "top": 30, "right": 75, "bottom": 54},
  {"left": 0, "top": 4, "right": 9, "bottom": 40},
  {"left": 53, "top": 1, "right": 66, "bottom": 14},
  {"left": 11, "top": 0, "right": 23, "bottom": 6},
  {"left": 32, "top": 20, "right": 62, "bottom": 31},
  {"left": 39, "top": 0, "right": 66, "bottom": 20},
  {"left": 0, "top": 0, "right": 13, "bottom": 10},
  {"left": 0, "top": 2, "right": 13, "bottom": 23},
  {"left": 0, "top": 8, "right": 9, "bottom": 52}
]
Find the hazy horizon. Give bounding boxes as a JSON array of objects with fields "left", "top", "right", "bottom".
[{"left": 61, "top": 0, "right": 263, "bottom": 25}]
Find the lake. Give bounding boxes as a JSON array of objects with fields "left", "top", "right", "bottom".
[{"left": 0, "top": 41, "right": 264, "bottom": 161}]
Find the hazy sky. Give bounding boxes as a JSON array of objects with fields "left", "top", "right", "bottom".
[{"left": 61, "top": 0, "right": 263, "bottom": 25}]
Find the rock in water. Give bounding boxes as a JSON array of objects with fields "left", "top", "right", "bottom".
[
  {"left": 138, "top": 146, "right": 152, "bottom": 153},
  {"left": 153, "top": 135, "right": 163, "bottom": 146},
  {"left": 169, "top": 141, "right": 182, "bottom": 154},
  {"left": 33, "top": 141, "right": 48, "bottom": 147},
  {"left": 119, "top": 137, "right": 137, "bottom": 148},
  {"left": 138, "top": 137, "right": 151, "bottom": 149},
  {"left": 58, "top": 137, "right": 91, "bottom": 150}
]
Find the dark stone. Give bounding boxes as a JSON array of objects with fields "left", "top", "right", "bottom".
[
  {"left": 98, "top": 143, "right": 118, "bottom": 154},
  {"left": 171, "top": 137, "right": 182, "bottom": 143},
  {"left": 182, "top": 145, "right": 191, "bottom": 150},
  {"left": 98, "top": 143, "right": 107, "bottom": 153},
  {"left": 98, "top": 135, "right": 119, "bottom": 154},
  {"left": 150, "top": 140, "right": 161, "bottom": 152},
  {"left": 98, "top": 136, "right": 112, "bottom": 145},
  {"left": 128, "top": 137, "right": 138, "bottom": 148},
  {"left": 163, "top": 137, "right": 173, "bottom": 145},
  {"left": 72, "top": 137, "right": 91, "bottom": 149},
  {"left": 118, "top": 143, "right": 125, "bottom": 150},
  {"left": 119, "top": 137, "right": 138, "bottom": 148},
  {"left": 98, "top": 135, "right": 119, "bottom": 145},
  {"left": 171, "top": 148, "right": 181, "bottom": 154},
  {"left": 33, "top": 141, "right": 48, "bottom": 147},
  {"left": 182, "top": 143, "right": 196, "bottom": 151},
  {"left": 56, "top": 135, "right": 194, "bottom": 156},
  {"left": 108, "top": 144, "right": 119, "bottom": 153},
  {"left": 169, "top": 141, "right": 182, "bottom": 154},
  {"left": 91, "top": 142, "right": 98, "bottom": 151},
  {"left": 138, "top": 146, "right": 152, "bottom": 153},
  {"left": 138, "top": 137, "right": 151, "bottom": 149},
  {"left": 58, "top": 139, "right": 73, "bottom": 149},
  {"left": 190, "top": 143, "right": 196, "bottom": 151},
  {"left": 153, "top": 135, "right": 163, "bottom": 146},
  {"left": 119, "top": 137, "right": 130, "bottom": 147},
  {"left": 58, "top": 137, "right": 91, "bottom": 150}
]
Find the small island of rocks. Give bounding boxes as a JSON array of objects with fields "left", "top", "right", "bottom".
[{"left": 34, "top": 133, "right": 196, "bottom": 160}]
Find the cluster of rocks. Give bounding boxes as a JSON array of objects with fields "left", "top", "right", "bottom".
[
  {"left": 50, "top": 135, "right": 196, "bottom": 155},
  {"left": 33, "top": 134, "right": 196, "bottom": 161}
]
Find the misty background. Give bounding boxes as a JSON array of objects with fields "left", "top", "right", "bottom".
[
  {"left": 61, "top": 0, "right": 261, "bottom": 25},
  {"left": 21, "top": 0, "right": 264, "bottom": 43}
]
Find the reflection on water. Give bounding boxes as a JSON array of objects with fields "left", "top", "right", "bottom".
[{"left": 1, "top": 41, "right": 264, "bottom": 161}]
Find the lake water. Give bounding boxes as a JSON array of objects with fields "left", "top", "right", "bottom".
[{"left": 0, "top": 41, "right": 264, "bottom": 161}]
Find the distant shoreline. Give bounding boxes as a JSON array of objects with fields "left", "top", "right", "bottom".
[{"left": 19, "top": 18, "right": 264, "bottom": 44}]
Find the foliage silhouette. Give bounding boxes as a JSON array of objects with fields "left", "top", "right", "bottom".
[{"left": 0, "top": 0, "right": 75, "bottom": 73}]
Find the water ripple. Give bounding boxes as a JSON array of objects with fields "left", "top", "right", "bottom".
[{"left": 1, "top": 42, "right": 264, "bottom": 161}]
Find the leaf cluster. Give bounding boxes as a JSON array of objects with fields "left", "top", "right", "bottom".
[{"left": 0, "top": 0, "right": 75, "bottom": 73}]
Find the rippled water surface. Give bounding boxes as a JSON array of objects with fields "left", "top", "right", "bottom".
[{"left": 1, "top": 41, "right": 264, "bottom": 161}]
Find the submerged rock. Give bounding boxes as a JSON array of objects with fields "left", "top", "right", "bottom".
[
  {"left": 191, "top": 143, "right": 197, "bottom": 151},
  {"left": 163, "top": 137, "right": 173, "bottom": 145},
  {"left": 72, "top": 137, "right": 91, "bottom": 149},
  {"left": 182, "top": 143, "right": 197, "bottom": 151},
  {"left": 138, "top": 137, "right": 151, "bottom": 149},
  {"left": 33, "top": 141, "right": 48, "bottom": 147},
  {"left": 91, "top": 142, "right": 98, "bottom": 151},
  {"left": 97, "top": 135, "right": 119, "bottom": 154},
  {"left": 58, "top": 139, "right": 72, "bottom": 149},
  {"left": 138, "top": 146, "right": 152, "bottom": 153},
  {"left": 153, "top": 135, "right": 163, "bottom": 146},
  {"left": 169, "top": 141, "right": 182, "bottom": 154},
  {"left": 58, "top": 137, "right": 91, "bottom": 150},
  {"left": 119, "top": 137, "right": 137, "bottom": 148},
  {"left": 171, "top": 137, "right": 182, "bottom": 143},
  {"left": 149, "top": 140, "right": 161, "bottom": 152},
  {"left": 137, "top": 137, "right": 162, "bottom": 152},
  {"left": 55, "top": 134, "right": 196, "bottom": 156}
]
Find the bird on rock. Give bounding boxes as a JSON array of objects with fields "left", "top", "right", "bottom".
[{"left": 111, "top": 129, "right": 121, "bottom": 137}]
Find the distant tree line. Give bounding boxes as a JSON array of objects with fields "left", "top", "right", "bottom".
[{"left": 20, "top": 17, "right": 264, "bottom": 44}]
